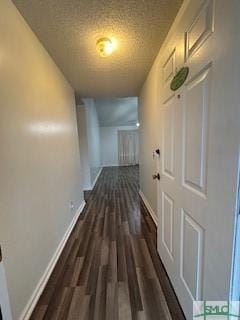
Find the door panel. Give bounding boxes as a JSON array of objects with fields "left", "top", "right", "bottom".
[
  {"left": 163, "top": 49, "right": 176, "bottom": 86},
  {"left": 163, "top": 96, "right": 175, "bottom": 179},
  {"left": 162, "top": 192, "right": 174, "bottom": 261},
  {"left": 180, "top": 210, "right": 204, "bottom": 301},
  {"left": 185, "top": 0, "right": 214, "bottom": 60},
  {"left": 183, "top": 66, "right": 210, "bottom": 196}
]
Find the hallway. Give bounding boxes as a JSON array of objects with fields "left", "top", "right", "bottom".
[
  {"left": 1, "top": 1, "right": 240, "bottom": 319},
  {"left": 30, "top": 167, "right": 184, "bottom": 320}
]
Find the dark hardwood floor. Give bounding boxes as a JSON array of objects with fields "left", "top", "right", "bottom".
[{"left": 30, "top": 166, "right": 185, "bottom": 320}]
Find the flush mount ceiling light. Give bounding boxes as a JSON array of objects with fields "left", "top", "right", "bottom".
[{"left": 96, "top": 37, "right": 114, "bottom": 57}]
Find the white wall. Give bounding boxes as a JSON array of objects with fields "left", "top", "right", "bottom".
[
  {"left": 100, "top": 126, "right": 138, "bottom": 167},
  {"left": 0, "top": 0, "right": 84, "bottom": 318},
  {"left": 138, "top": 65, "right": 160, "bottom": 214},
  {"left": 95, "top": 97, "right": 138, "bottom": 127},
  {"left": 76, "top": 105, "right": 91, "bottom": 189},
  {"left": 81, "top": 99, "right": 101, "bottom": 187}
]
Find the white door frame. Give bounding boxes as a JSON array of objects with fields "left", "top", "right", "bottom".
[{"left": 0, "top": 247, "right": 12, "bottom": 320}]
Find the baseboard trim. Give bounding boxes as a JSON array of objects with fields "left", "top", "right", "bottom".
[
  {"left": 91, "top": 167, "right": 102, "bottom": 190},
  {"left": 83, "top": 187, "right": 92, "bottom": 191},
  {"left": 102, "top": 164, "right": 139, "bottom": 167},
  {"left": 19, "top": 200, "right": 86, "bottom": 320},
  {"left": 102, "top": 164, "right": 119, "bottom": 167},
  {"left": 139, "top": 190, "right": 158, "bottom": 226}
]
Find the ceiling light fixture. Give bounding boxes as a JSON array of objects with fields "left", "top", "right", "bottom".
[
  {"left": 136, "top": 122, "right": 140, "bottom": 127},
  {"left": 96, "top": 37, "right": 114, "bottom": 57}
]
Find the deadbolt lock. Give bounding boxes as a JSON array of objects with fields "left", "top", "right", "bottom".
[{"left": 152, "top": 173, "right": 160, "bottom": 180}]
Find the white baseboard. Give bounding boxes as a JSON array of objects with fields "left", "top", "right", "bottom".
[
  {"left": 83, "top": 167, "right": 102, "bottom": 191},
  {"left": 102, "top": 164, "right": 139, "bottom": 167},
  {"left": 19, "top": 200, "right": 86, "bottom": 320},
  {"left": 102, "top": 164, "right": 119, "bottom": 167},
  {"left": 91, "top": 167, "right": 102, "bottom": 190},
  {"left": 139, "top": 190, "right": 158, "bottom": 226},
  {"left": 83, "top": 187, "right": 92, "bottom": 191}
]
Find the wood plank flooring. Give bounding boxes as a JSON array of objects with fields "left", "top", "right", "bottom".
[{"left": 30, "top": 166, "right": 185, "bottom": 320}]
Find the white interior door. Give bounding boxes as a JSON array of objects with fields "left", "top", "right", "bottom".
[
  {"left": 118, "top": 130, "right": 139, "bottom": 165},
  {"left": 0, "top": 247, "right": 12, "bottom": 320},
  {"left": 157, "top": 0, "right": 240, "bottom": 319}
]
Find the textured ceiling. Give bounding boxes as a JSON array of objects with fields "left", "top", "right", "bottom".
[
  {"left": 95, "top": 97, "right": 138, "bottom": 127},
  {"left": 13, "top": 0, "right": 182, "bottom": 97}
]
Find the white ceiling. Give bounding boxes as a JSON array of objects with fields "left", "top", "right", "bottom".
[
  {"left": 13, "top": 0, "right": 182, "bottom": 97},
  {"left": 95, "top": 97, "right": 138, "bottom": 127}
]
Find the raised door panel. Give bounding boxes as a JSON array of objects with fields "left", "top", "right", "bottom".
[
  {"left": 163, "top": 49, "right": 176, "bottom": 86},
  {"left": 162, "top": 192, "right": 174, "bottom": 260},
  {"left": 163, "top": 96, "right": 175, "bottom": 179},
  {"left": 185, "top": 0, "right": 214, "bottom": 60},
  {"left": 180, "top": 210, "right": 204, "bottom": 301},
  {"left": 182, "top": 65, "right": 211, "bottom": 196}
]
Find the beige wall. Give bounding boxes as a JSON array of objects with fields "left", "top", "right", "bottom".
[
  {"left": 82, "top": 99, "right": 101, "bottom": 186},
  {"left": 76, "top": 105, "right": 91, "bottom": 189},
  {"left": 0, "top": 0, "right": 84, "bottom": 318},
  {"left": 139, "top": 64, "right": 161, "bottom": 215}
]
